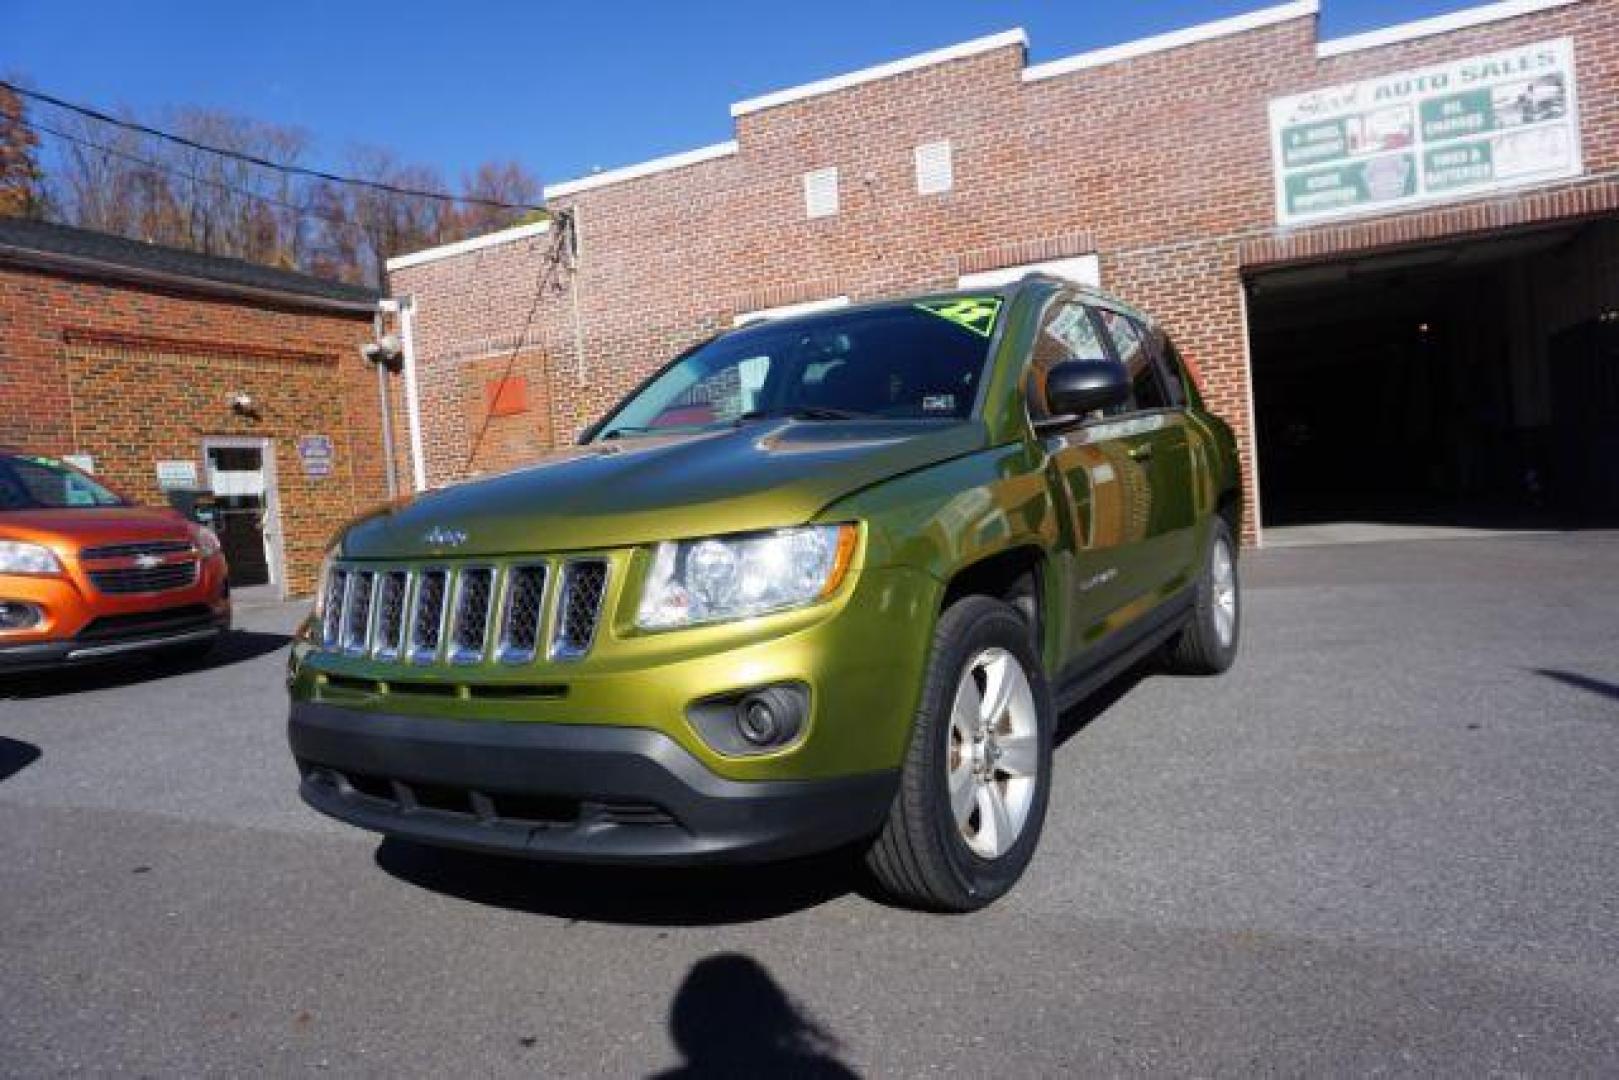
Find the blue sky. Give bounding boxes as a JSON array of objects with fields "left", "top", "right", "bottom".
[{"left": 10, "top": 1, "right": 1497, "bottom": 188}]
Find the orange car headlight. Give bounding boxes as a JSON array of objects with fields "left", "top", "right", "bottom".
[{"left": 0, "top": 540, "right": 63, "bottom": 575}]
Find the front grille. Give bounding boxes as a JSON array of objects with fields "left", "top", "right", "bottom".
[
  {"left": 319, "top": 558, "right": 610, "bottom": 666},
  {"left": 552, "top": 560, "right": 608, "bottom": 660},
  {"left": 81, "top": 539, "right": 194, "bottom": 561},
  {"left": 77, "top": 604, "right": 214, "bottom": 641},
  {"left": 89, "top": 563, "right": 199, "bottom": 595}
]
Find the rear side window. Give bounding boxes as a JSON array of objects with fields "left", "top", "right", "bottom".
[
  {"left": 1152, "top": 332, "right": 1190, "bottom": 407},
  {"left": 1097, "top": 309, "right": 1169, "bottom": 412}
]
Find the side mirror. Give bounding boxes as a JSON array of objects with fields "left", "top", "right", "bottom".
[{"left": 1044, "top": 359, "right": 1129, "bottom": 421}]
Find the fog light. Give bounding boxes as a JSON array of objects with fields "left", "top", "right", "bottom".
[
  {"left": 687, "top": 683, "right": 810, "bottom": 756},
  {"left": 738, "top": 697, "right": 781, "bottom": 745},
  {"left": 0, "top": 601, "right": 42, "bottom": 631}
]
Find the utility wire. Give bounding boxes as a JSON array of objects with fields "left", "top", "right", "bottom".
[
  {"left": 459, "top": 211, "right": 574, "bottom": 473},
  {"left": 3, "top": 78, "right": 546, "bottom": 212},
  {"left": 22, "top": 115, "right": 376, "bottom": 241}
]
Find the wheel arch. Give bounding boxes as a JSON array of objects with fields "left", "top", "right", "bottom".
[{"left": 939, "top": 544, "right": 1054, "bottom": 672}]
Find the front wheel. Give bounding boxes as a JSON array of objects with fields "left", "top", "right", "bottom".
[{"left": 865, "top": 596, "right": 1054, "bottom": 912}]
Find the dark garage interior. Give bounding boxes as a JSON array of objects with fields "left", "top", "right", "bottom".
[{"left": 1246, "top": 218, "right": 1619, "bottom": 533}]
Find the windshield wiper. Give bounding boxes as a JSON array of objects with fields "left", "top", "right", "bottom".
[
  {"left": 736, "top": 406, "right": 877, "bottom": 424},
  {"left": 600, "top": 425, "right": 667, "bottom": 440}
]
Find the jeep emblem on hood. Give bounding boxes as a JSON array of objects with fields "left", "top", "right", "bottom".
[{"left": 422, "top": 526, "right": 468, "bottom": 548}]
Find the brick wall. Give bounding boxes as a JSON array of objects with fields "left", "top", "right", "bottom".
[
  {"left": 0, "top": 266, "right": 387, "bottom": 594},
  {"left": 392, "top": 0, "right": 1619, "bottom": 543}
]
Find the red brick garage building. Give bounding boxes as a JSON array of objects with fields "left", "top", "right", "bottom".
[
  {"left": 0, "top": 217, "right": 389, "bottom": 595},
  {"left": 391, "top": 0, "right": 1619, "bottom": 544}
]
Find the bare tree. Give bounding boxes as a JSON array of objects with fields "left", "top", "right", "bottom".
[
  {"left": 455, "top": 160, "right": 543, "bottom": 236},
  {"left": 0, "top": 83, "right": 45, "bottom": 218},
  {"left": 25, "top": 83, "right": 544, "bottom": 287}
]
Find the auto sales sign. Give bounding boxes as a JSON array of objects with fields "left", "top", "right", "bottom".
[{"left": 1269, "top": 38, "right": 1582, "bottom": 226}]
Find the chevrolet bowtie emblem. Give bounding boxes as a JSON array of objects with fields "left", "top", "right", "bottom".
[
  {"left": 134, "top": 553, "right": 164, "bottom": 569},
  {"left": 422, "top": 526, "right": 469, "bottom": 548}
]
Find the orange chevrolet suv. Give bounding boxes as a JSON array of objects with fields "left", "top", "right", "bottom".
[{"left": 0, "top": 451, "right": 231, "bottom": 674}]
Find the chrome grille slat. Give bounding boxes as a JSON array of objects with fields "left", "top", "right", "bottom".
[
  {"left": 81, "top": 539, "right": 195, "bottom": 560},
  {"left": 551, "top": 559, "right": 608, "bottom": 661},
  {"left": 448, "top": 567, "right": 495, "bottom": 665},
  {"left": 408, "top": 569, "right": 448, "bottom": 664},
  {"left": 372, "top": 570, "right": 410, "bottom": 660},
  {"left": 497, "top": 564, "right": 548, "bottom": 664},
  {"left": 341, "top": 571, "right": 375, "bottom": 655},
  {"left": 322, "top": 569, "right": 349, "bottom": 648}
]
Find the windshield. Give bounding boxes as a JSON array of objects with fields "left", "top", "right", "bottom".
[
  {"left": 0, "top": 453, "right": 127, "bottom": 510},
  {"left": 592, "top": 298, "right": 1003, "bottom": 440}
]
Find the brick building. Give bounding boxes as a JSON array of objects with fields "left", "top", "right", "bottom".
[
  {"left": 390, "top": 0, "right": 1619, "bottom": 544},
  {"left": 0, "top": 217, "right": 388, "bottom": 595}
]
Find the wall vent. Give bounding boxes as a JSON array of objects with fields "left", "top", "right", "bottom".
[
  {"left": 915, "top": 140, "right": 953, "bottom": 195},
  {"left": 804, "top": 167, "right": 839, "bottom": 219}
]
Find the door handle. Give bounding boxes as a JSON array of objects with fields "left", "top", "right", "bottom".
[{"left": 1128, "top": 443, "right": 1154, "bottom": 462}]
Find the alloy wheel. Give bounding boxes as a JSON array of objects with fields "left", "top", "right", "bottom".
[{"left": 946, "top": 647, "right": 1039, "bottom": 859}]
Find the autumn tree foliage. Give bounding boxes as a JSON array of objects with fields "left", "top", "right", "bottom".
[
  {"left": 0, "top": 84, "right": 45, "bottom": 218},
  {"left": 10, "top": 86, "right": 541, "bottom": 287}
]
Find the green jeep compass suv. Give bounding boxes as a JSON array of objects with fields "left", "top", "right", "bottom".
[{"left": 287, "top": 275, "right": 1243, "bottom": 910}]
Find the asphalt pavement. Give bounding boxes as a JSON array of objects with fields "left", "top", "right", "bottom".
[{"left": 2, "top": 532, "right": 1616, "bottom": 1076}]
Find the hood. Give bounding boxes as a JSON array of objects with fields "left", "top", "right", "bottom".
[
  {"left": 0, "top": 505, "right": 194, "bottom": 553},
  {"left": 343, "top": 419, "right": 988, "bottom": 558}
]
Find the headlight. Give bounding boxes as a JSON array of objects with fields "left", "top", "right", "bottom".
[
  {"left": 637, "top": 524, "right": 858, "bottom": 630},
  {"left": 192, "top": 525, "right": 222, "bottom": 557},
  {"left": 0, "top": 540, "right": 62, "bottom": 575}
]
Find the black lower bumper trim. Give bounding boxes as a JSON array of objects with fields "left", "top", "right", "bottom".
[
  {"left": 288, "top": 701, "right": 898, "bottom": 866},
  {"left": 0, "top": 618, "right": 228, "bottom": 673}
]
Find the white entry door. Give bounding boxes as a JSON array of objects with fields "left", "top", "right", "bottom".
[{"left": 202, "top": 437, "right": 285, "bottom": 595}]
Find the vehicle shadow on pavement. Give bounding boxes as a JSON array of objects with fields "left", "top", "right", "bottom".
[
  {"left": 0, "top": 630, "right": 291, "bottom": 700},
  {"left": 652, "top": 953, "right": 858, "bottom": 1079},
  {"left": 375, "top": 838, "right": 865, "bottom": 926},
  {"left": 0, "top": 737, "right": 41, "bottom": 782},
  {"left": 1056, "top": 665, "right": 1149, "bottom": 747}
]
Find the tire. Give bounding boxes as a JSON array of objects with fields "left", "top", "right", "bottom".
[
  {"left": 865, "top": 595, "right": 1054, "bottom": 912},
  {"left": 1165, "top": 516, "right": 1241, "bottom": 675}
]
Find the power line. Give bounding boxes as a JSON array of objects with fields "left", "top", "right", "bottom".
[
  {"left": 2, "top": 78, "right": 547, "bottom": 212},
  {"left": 460, "top": 212, "right": 575, "bottom": 474},
  {"left": 22, "top": 114, "right": 376, "bottom": 241}
]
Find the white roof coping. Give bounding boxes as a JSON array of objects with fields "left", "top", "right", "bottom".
[
  {"left": 1316, "top": 0, "right": 1583, "bottom": 57},
  {"left": 385, "top": 219, "right": 551, "bottom": 272},
  {"left": 1023, "top": 1, "right": 1318, "bottom": 82},
  {"left": 543, "top": 141, "right": 739, "bottom": 199},
  {"left": 513, "top": 0, "right": 1593, "bottom": 204},
  {"left": 730, "top": 29, "right": 1028, "bottom": 117}
]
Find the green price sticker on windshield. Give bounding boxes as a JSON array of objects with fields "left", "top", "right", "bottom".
[{"left": 916, "top": 297, "right": 1002, "bottom": 338}]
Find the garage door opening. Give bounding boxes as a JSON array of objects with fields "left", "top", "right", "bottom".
[{"left": 1246, "top": 218, "right": 1619, "bottom": 540}]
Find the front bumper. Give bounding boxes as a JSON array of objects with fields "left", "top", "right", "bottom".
[
  {"left": 0, "top": 606, "right": 230, "bottom": 674},
  {"left": 289, "top": 701, "right": 898, "bottom": 865}
]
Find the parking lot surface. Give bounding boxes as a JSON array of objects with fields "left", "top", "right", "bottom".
[{"left": 3, "top": 533, "right": 1617, "bottom": 1075}]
